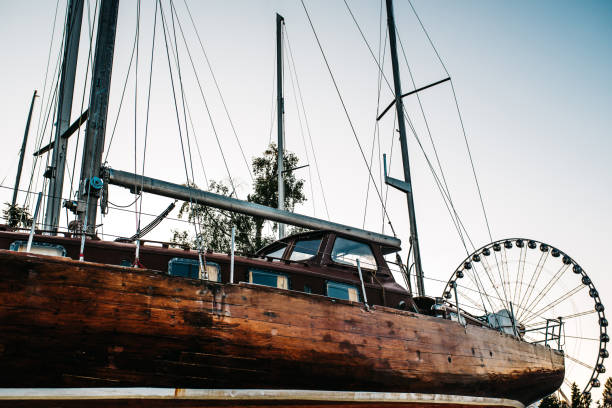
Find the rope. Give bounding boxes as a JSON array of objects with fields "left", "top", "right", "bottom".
[{"left": 301, "top": 0, "right": 396, "bottom": 236}]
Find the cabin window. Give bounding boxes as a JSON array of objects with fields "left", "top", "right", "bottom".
[
  {"left": 249, "top": 269, "right": 289, "bottom": 290},
  {"left": 326, "top": 281, "right": 360, "bottom": 302},
  {"left": 263, "top": 243, "right": 287, "bottom": 259},
  {"left": 289, "top": 238, "right": 322, "bottom": 261},
  {"left": 331, "top": 237, "right": 377, "bottom": 269},
  {"left": 304, "top": 285, "right": 312, "bottom": 294},
  {"left": 10, "top": 241, "right": 66, "bottom": 257},
  {"left": 168, "top": 258, "right": 221, "bottom": 281}
]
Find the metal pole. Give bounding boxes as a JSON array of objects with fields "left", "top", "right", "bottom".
[
  {"left": 557, "top": 317, "right": 563, "bottom": 351},
  {"left": 385, "top": 0, "right": 425, "bottom": 296},
  {"left": 276, "top": 13, "right": 286, "bottom": 239},
  {"left": 78, "top": 0, "right": 120, "bottom": 234},
  {"left": 230, "top": 226, "right": 235, "bottom": 284},
  {"left": 106, "top": 167, "right": 401, "bottom": 249},
  {"left": 26, "top": 192, "right": 43, "bottom": 253},
  {"left": 12, "top": 90, "right": 38, "bottom": 207},
  {"left": 44, "top": 0, "right": 84, "bottom": 233},
  {"left": 356, "top": 259, "right": 369, "bottom": 310},
  {"left": 509, "top": 301, "right": 518, "bottom": 337},
  {"left": 452, "top": 281, "right": 464, "bottom": 327}
]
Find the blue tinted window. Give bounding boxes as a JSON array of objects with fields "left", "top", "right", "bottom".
[
  {"left": 249, "top": 269, "right": 289, "bottom": 289},
  {"left": 327, "top": 281, "right": 360, "bottom": 302},
  {"left": 169, "top": 258, "right": 199, "bottom": 279},
  {"left": 168, "top": 258, "right": 221, "bottom": 281}
]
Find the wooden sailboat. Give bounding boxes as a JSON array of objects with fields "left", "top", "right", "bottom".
[{"left": 0, "top": 0, "right": 565, "bottom": 406}]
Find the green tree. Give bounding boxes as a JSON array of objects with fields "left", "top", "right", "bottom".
[
  {"left": 2, "top": 203, "right": 33, "bottom": 228},
  {"left": 582, "top": 392, "right": 593, "bottom": 408},
  {"left": 171, "top": 144, "right": 306, "bottom": 254},
  {"left": 248, "top": 143, "right": 305, "bottom": 248},
  {"left": 540, "top": 394, "right": 562, "bottom": 408},
  {"left": 171, "top": 180, "right": 258, "bottom": 254},
  {"left": 571, "top": 383, "right": 583, "bottom": 408},
  {"left": 603, "top": 377, "right": 612, "bottom": 408}
]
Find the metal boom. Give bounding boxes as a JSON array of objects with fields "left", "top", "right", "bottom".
[{"left": 105, "top": 167, "right": 401, "bottom": 249}]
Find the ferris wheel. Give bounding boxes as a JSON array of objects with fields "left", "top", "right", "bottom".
[{"left": 441, "top": 238, "right": 607, "bottom": 400}]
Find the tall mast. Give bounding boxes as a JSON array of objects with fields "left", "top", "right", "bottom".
[
  {"left": 44, "top": 0, "right": 84, "bottom": 234},
  {"left": 276, "top": 13, "right": 286, "bottom": 239},
  {"left": 77, "top": 0, "right": 120, "bottom": 234},
  {"left": 12, "top": 90, "right": 38, "bottom": 208},
  {"left": 385, "top": 0, "right": 425, "bottom": 296}
]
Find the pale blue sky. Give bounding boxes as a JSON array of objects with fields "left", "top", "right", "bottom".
[{"left": 0, "top": 0, "right": 610, "bottom": 399}]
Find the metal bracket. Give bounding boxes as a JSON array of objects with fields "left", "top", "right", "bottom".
[{"left": 383, "top": 154, "right": 411, "bottom": 194}]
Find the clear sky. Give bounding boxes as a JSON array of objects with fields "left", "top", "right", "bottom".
[{"left": 1, "top": 0, "right": 611, "bottom": 401}]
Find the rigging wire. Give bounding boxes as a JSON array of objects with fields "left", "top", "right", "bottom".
[
  {"left": 182, "top": 0, "right": 253, "bottom": 183},
  {"left": 133, "top": 0, "right": 142, "bottom": 238},
  {"left": 103, "top": 17, "right": 139, "bottom": 163},
  {"left": 283, "top": 31, "right": 316, "bottom": 217},
  {"left": 284, "top": 27, "right": 331, "bottom": 221},
  {"left": 169, "top": 0, "right": 237, "bottom": 197},
  {"left": 25, "top": 29, "right": 65, "bottom": 210},
  {"left": 135, "top": 0, "right": 158, "bottom": 242},
  {"left": 69, "top": 0, "right": 98, "bottom": 202},
  {"left": 363, "top": 0, "right": 387, "bottom": 230},
  {"left": 407, "top": 0, "right": 494, "bottom": 243},
  {"left": 169, "top": 0, "right": 198, "bottom": 194},
  {"left": 162, "top": 0, "right": 205, "bottom": 256},
  {"left": 158, "top": 2, "right": 190, "bottom": 184},
  {"left": 343, "top": 0, "right": 477, "bottom": 255},
  {"left": 28, "top": 0, "right": 63, "bottom": 203},
  {"left": 395, "top": 28, "right": 471, "bottom": 249},
  {"left": 300, "top": 0, "right": 396, "bottom": 236},
  {"left": 267, "top": 52, "right": 277, "bottom": 147}
]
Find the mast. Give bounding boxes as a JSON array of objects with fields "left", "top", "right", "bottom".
[
  {"left": 77, "top": 0, "right": 120, "bottom": 234},
  {"left": 44, "top": 0, "right": 84, "bottom": 234},
  {"left": 276, "top": 13, "right": 286, "bottom": 239},
  {"left": 12, "top": 90, "right": 38, "bottom": 208},
  {"left": 385, "top": 0, "right": 425, "bottom": 296}
]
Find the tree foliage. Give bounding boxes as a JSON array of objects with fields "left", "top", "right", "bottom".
[
  {"left": 540, "top": 394, "right": 563, "bottom": 408},
  {"left": 2, "top": 203, "right": 33, "bottom": 228},
  {"left": 170, "top": 144, "right": 306, "bottom": 254},
  {"left": 248, "top": 143, "right": 305, "bottom": 248},
  {"left": 603, "top": 377, "right": 612, "bottom": 408},
  {"left": 539, "top": 383, "right": 595, "bottom": 408}
]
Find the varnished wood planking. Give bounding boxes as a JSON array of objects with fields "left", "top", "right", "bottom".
[{"left": 0, "top": 250, "right": 563, "bottom": 404}]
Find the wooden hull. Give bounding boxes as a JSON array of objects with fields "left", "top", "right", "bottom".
[{"left": 0, "top": 250, "right": 563, "bottom": 405}]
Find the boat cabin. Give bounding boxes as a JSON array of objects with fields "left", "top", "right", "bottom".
[{"left": 0, "top": 227, "right": 413, "bottom": 310}]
